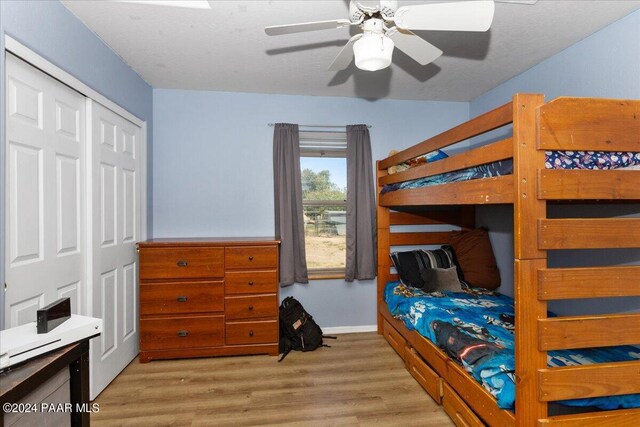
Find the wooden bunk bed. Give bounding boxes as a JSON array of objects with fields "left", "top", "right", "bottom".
[{"left": 376, "top": 93, "right": 640, "bottom": 426}]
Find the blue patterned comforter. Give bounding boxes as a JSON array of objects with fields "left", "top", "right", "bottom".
[
  {"left": 384, "top": 282, "right": 640, "bottom": 410},
  {"left": 381, "top": 151, "right": 640, "bottom": 194}
]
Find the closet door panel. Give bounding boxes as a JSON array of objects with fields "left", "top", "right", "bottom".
[
  {"left": 5, "top": 53, "right": 85, "bottom": 328},
  {"left": 89, "top": 100, "right": 141, "bottom": 400}
]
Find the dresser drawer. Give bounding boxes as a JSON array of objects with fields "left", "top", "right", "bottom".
[
  {"left": 225, "top": 270, "right": 278, "bottom": 295},
  {"left": 225, "top": 295, "right": 277, "bottom": 320},
  {"left": 139, "top": 247, "right": 224, "bottom": 280},
  {"left": 140, "top": 315, "right": 224, "bottom": 350},
  {"left": 140, "top": 281, "right": 223, "bottom": 315},
  {"left": 225, "top": 320, "right": 278, "bottom": 345},
  {"left": 225, "top": 246, "right": 277, "bottom": 270}
]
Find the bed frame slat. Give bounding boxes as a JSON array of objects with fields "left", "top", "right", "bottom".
[
  {"left": 538, "top": 266, "right": 640, "bottom": 300},
  {"left": 538, "top": 361, "right": 640, "bottom": 401},
  {"left": 539, "top": 313, "right": 640, "bottom": 350},
  {"left": 389, "top": 232, "right": 454, "bottom": 246},
  {"left": 378, "top": 101, "right": 513, "bottom": 170},
  {"left": 389, "top": 210, "right": 463, "bottom": 226},
  {"left": 539, "top": 218, "right": 640, "bottom": 249},
  {"left": 538, "top": 408, "right": 640, "bottom": 427},
  {"left": 538, "top": 170, "right": 640, "bottom": 200},
  {"left": 379, "top": 138, "right": 513, "bottom": 186},
  {"left": 380, "top": 175, "right": 514, "bottom": 206},
  {"left": 538, "top": 98, "right": 640, "bottom": 151}
]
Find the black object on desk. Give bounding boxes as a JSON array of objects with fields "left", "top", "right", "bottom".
[{"left": 37, "top": 297, "right": 71, "bottom": 334}]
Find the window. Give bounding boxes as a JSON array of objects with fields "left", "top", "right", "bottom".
[{"left": 299, "top": 131, "right": 347, "bottom": 278}]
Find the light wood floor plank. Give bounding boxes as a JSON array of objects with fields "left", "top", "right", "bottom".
[{"left": 92, "top": 332, "right": 454, "bottom": 426}]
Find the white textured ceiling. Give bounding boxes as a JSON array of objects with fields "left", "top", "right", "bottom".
[{"left": 62, "top": 0, "right": 640, "bottom": 101}]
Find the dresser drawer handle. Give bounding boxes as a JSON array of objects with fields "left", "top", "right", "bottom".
[
  {"left": 248, "top": 305, "right": 254, "bottom": 311},
  {"left": 177, "top": 330, "right": 189, "bottom": 337},
  {"left": 177, "top": 260, "right": 188, "bottom": 267},
  {"left": 248, "top": 256, "right": 254, "bottom": 261},
  {"left": 177, "top": 296, "right": 188, "bottom": 302},
  {"left": 248, "top": 281, "right": 254, "bottom": 286},
  {"left": 249, "top": 330, "right": 254, "bottom": 337}
]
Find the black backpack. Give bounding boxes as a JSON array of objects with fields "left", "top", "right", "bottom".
[{"left": 278, "top": 296, "right": 336, "bottom": 362}]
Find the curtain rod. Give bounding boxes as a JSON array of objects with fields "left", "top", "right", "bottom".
[{"left": 268, "top": 123, "right": 372, "bottom": 128}]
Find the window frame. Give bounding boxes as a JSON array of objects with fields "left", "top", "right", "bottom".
[{"left": 299, "top": 130, "right": 348, "bottom": 279}]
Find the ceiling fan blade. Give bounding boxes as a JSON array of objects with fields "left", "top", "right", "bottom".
[
  {"left": 387, "top": 29, "right": 442, "bottom": 66},
  {"left": 265, "top": 19, "right": 351, "bottom": 36},
  {"left": 394, "top": 0, "right": 495, "bottom": 32},
  {"left": 328, "top": 34, "right": 363, "bottom": 71}
]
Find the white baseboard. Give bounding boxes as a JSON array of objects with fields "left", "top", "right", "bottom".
[{"left": 322, "top": 325, "right": 377, "bottom": 335}]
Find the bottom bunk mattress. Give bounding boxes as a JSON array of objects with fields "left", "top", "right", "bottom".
[
  {"left": 381, "top": 151, "right": 640, "bottom": 194},
  {"left": 384, "top": 281, "right": 640, "bottom": 410}
]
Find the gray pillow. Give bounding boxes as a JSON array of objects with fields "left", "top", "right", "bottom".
[{"left": 420, "top": 267, "right": 464, "bottom": 293}]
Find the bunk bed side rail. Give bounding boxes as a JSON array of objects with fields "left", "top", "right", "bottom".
[
  {"left": 538, "top": 407, "right": 640, "bottom": 427},
  {"left": 538, "top": 97, "right": 640, "bottom": 151},
  {"left": 538, "top": 169, "right": 640, "bottom": 200},
  {"left": 538, "top": 360, "right": 640, "bottom": 401},
  {"left": 539, "top": 313, "right": 640, "bottom": 350},
  {"left": 539, "top": 218, "right": 640, "bottom": 249},
  {"left": 378, "top": 100, "right": 514, "bottom": 170},
  {"left": 538, "top": 266, "right": 640, "bottom": 300},
  {"left": 380, "top": 175, "right": 513, "bottom": 206},
  {"left": 379, "top": 137, "right": 513, "bottom": 186}
]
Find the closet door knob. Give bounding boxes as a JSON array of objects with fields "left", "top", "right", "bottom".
[
  {"left": 248, "top": 281, "right": 254, "bottom": 286},
  {"left": 248, "top": 305, "right": 254, "bottom": 311},
  {"left": 177, "top": 296, "right": 188, "bottom": 302},
  {"left": 248, "top": 256, "right": 254, "bottom": 261},
  {"left": 177, "top": 260, "right": 188, "bottom": 267},
  {"left": 249, "top": 330, "right": 254, "bottom": 337},
  {"left": 177, "top": 330, "right": 189, "bottom": 337}
]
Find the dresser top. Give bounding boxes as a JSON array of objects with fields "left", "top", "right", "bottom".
[{"left": 138, "top": 237, "right": 280, "bottom": 247}]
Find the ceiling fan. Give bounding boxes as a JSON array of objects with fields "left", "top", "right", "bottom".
[{"left": 265, "top": 0, "right": 538, "bottom": 72}]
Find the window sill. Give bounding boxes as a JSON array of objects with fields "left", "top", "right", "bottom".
[{"left": 308, "top": 272, "right": 345, "bottom": 281}]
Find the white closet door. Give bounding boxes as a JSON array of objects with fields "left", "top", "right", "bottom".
[
  {"left": 5, "top": 53, "right": 85, "bottom": 327},
  {"left": 88, "top": 100, "right": 141, "bottom": 399}
]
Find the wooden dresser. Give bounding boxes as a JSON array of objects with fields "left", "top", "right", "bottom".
[{"left": 137, "top": 238, "right": 280, "bottom": 363}]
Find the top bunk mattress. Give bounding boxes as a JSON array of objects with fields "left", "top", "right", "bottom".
[
  {"left": 381, "top": 151, "right": 640, "bottom": 194},
  {"left": 384, "top": 281, "right": 640, "bottom": 411}
]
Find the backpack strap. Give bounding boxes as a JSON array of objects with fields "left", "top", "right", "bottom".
[
  {"left": 322, "top": 335, "right": 338, "bottom": 340},
  {"left": 278, "top": 347, "right": 292, "bottom": 362}
]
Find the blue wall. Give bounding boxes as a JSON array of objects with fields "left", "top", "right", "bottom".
[
  {"left": 0, "top": 0, "right": 153, "bottom": 327},
  {"left": 471, "top": 10, "right": 640, "bottom": 314},
  {"left": 153, "top": 89, "right": 468, "bottom": 328}
]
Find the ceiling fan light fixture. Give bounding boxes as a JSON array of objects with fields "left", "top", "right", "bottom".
[{"left": 353, "top": 33, "right": 395, "bottom": 71}]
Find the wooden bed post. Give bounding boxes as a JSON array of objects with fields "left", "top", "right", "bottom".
[
  {"left": 376, "top": 161, "right": 391, "bottom": 334},
  {"left": 512, "top": 93, "right": 547, "bottom": 426}
]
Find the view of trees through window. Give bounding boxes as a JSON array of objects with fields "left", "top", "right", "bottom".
[{"left": 300, "top": 157, "right": 346, "bottom": 271}]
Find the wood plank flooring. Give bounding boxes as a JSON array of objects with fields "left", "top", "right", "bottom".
[{"left": 92, "top": 332, "right": 454, "bottom": 426}]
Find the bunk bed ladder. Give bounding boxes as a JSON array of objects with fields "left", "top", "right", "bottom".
[{"left": 533, "top": 96, "right": 640, "bottom": 426}]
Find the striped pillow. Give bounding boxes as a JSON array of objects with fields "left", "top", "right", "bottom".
[{"left": 390, "top": 248, "right": 456, "bottom": 289}]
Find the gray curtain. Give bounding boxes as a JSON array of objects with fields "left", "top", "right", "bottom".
[
  {"left": 345, "top": 125, "right": 377, "bottom": 281},
  {"left": 273, "top": 123, "right": 308, "bottom": 286}
]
